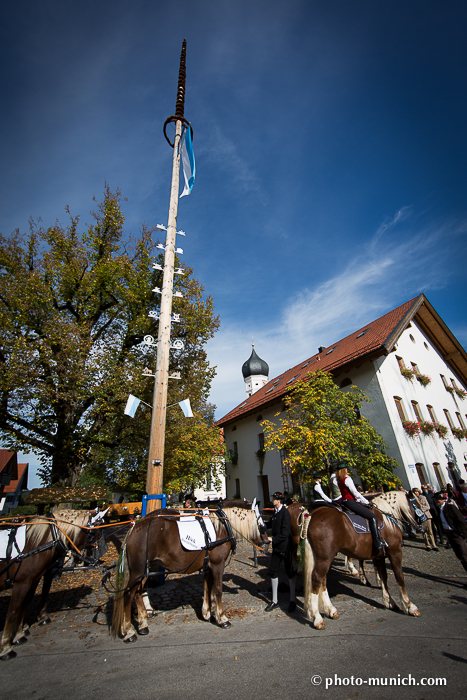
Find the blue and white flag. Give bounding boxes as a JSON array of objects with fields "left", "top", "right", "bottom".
[
  {"left": 180, "top": 126, "right": 195, "bottom": 198},
  {"left": 124, "top": 394, "right": 141, "bottom": 418},
  {"left": 178, "top": 398, "right": 193, "bottom": 418}
]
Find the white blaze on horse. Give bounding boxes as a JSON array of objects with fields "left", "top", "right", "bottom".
[
  {"left": 291, "top": 491, "right": 420, "bottom": 629},
  {"left": 1, "top": 510, "right": 101, "bottom": 660},
  {"left": 111, "top": 501, "right": 267, "bottom": 643}
]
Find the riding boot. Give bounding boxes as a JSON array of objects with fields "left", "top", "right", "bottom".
[{"left": 369, "top": 518, "right": 387, "bottom": 551}]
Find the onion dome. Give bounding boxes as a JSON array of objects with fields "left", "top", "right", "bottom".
[{"left": 242, "top": 346, "right": 269, "bottom": 379}]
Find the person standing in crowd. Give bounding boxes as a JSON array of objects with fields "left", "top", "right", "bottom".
[
  {"left": 312, "top": 476, "right": 333, "bottom": 505},
  {"left": 423, "top": 484, "right": 445, "bottom": 546},
  {"left": 433, "top": 491, "right": 467, "bottom": 578},
  {"left": 458, "top": 480, "right": 467, "bottom": 514},
  {"left": 411, "top": 488, "right": 439, "bottom": 551},
  {"left": 264, "top": 492, "right": 296, "bottom": 613},
  {"left": 335, "top": 464, "right": 387, "bottom": 552}
]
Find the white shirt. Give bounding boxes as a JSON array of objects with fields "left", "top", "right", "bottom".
[{"left": 314, "top": 482, "right": 332, "bottom": 503}]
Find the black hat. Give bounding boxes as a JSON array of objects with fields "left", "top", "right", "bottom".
[
  {"left": 271, "top": 491, "right": 284, "bottom": 502},
  {"left": 433, "top": 491, "right": 447, "bottom": 500}
]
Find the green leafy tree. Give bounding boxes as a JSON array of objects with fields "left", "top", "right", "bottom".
[
  {"left": 0, "top": 187, "right": 221, "bottom": 489},
  {"left": 262, "top": 369, "right": 401, "bottom": 490}
]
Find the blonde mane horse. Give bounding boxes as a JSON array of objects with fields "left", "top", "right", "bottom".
[{"left": 1, "top": 510, "right": 94, "bottom": 660}]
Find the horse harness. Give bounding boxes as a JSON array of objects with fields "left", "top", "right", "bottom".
[
  {"left": 0, "top": 512, "right": 105, "bottom": 589},
  {"left": 141, "top": 503, "right": 237, "bottom": 581}
]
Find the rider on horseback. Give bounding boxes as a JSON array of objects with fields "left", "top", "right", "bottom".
[{"left": 335, "top": 464, "right": 388, "bottom": 552}]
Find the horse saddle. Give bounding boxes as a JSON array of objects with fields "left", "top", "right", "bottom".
[
  {"left": 333, "top": 507, "right": 384, "bottom": 535},
  {"left": 0, "top": 525, "right": 27, "bottom": 560},
  {"left": 176, "top": 514, "right": 217, "bottom": 551}
]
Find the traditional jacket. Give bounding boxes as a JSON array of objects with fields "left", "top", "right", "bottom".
[
  {"left": 271, "top": 505, "right": 292, "bottom": 554},
  {"left": 440, "top": 503, "right": 467, "bottom": 538}
]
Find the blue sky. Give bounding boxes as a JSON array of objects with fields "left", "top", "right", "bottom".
[{"left": 2, "top": 1, "right": 467, "bottom": 486}]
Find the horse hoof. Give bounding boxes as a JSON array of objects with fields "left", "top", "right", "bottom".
[
  {"left": 13, "top": 637, "right": 28, "bottom": 646},
  {"left": 0, "top": 650, "right": 17, "bottom": 660},
  {"left": 138, "top": 627, "right": 150, "bottom": 636},
  {"left": 123, "top": 634, "right": 138, "bottom": 644},
  {"left": 24, "top": 629, "right": 31, "bottom": 637},
  {"left": 39, "top": 618, "right": 51, "bottom": 626},
  {"left": 331, "top": 612, "right": 339, "bottom": 620},
  {"left": 314, "top": 622, "right": 326, "bottom": 630},
  {"left": 219, "top": 621, "right": 232, "bottom": 629}
]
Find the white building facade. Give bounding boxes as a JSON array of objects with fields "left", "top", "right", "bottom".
[{"left": 217, "top": 296, "right": 467, "bottom": 506}]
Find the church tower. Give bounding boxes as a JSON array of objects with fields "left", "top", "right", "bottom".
[{"left": 242, "top": 345, "right": 269, "bottom": 397}]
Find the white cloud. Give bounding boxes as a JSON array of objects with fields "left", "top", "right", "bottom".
[{"left": 208, "top": 211, "right": 467, "bottom": 419}]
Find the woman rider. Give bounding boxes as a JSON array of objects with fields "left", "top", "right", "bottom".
[{"left": 335, "top": 464, "right": 387, "bottom": 552}]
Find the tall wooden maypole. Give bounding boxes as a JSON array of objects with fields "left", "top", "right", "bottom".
[{"left": 145, "top": 40, "right": 191, "bottom": 512}]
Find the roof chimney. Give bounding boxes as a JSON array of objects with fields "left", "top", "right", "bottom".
[{"left": 318, "top": 346, "right": 326, "bottom": 354}]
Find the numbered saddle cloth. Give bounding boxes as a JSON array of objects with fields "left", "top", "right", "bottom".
[
  {"left": 0, "top": 525, "right": 27, "bottom": 559},
  {"left": 176, "top": 514, "right": 217, "bottom": 551}
]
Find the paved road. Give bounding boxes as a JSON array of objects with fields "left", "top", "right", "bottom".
[{"left": 1, "top": 533, "right": 466, "bottom": 699}]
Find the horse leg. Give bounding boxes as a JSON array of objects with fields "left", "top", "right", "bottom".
[
  {"left": 36, "top": 568, "right": 54, "bottom": 626},
  {"left": 134, "top": 579, "right": 150, "bottom": 635},
  {"left": 373, "top": 558, "right": 397, "bottom": 610},
  {"left": 344, "top": 556, "right": 359, "bottom": 577},
  {"left": 209, "top": 563, "right": 231, "bottom": 628},
  {"left": 202, "top": 567, "right": 213, "bottom": 622},
  {"left": 121, "top": 585, "right": 139, "bottom": 643},
  {"left": 12, "top": 578, "right": 40, "bottom": 645},
  {"left": 386, "top": 548, "right": 420, "bottom": 617},
  {"left": 0, "top": 579, "right": 36, "bottom": 660},
  {"left": 142, "top": 588, "right": 156, "bottom": 618},
  {"left": 303, "top": 539, "right": 328, "bottom": 630},
  {"left": 319, "top": 575, "right": 339, "bottom": 620}
]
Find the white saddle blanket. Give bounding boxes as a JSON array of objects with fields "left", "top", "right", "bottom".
[
  {"left": 0, "top": 525, "right": 27, "bottom": 559},
  {"left": 176, "top": 513, "right": 217, "bottom": 551}
]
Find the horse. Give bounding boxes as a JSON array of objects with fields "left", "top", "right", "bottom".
[
  {"left": 291, "top": 496, "right": 420, "bottom": 629},
  {"left": 344, "top": 490, "right": 421, "bottom": 586},
  {"left": 111, "top": 500, "right": 267, "bottom": 642},
  {"left": 0, "top": 509, "right": 98, "bottom": 660}
]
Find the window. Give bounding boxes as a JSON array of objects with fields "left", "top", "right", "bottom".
[
  {"left": 258, "top": 433, "right": 265, "bottom": 451},
  {"left": 411, "top": 362, "right": 419, "bottom": 373},
  {"left": 340, "top": 378, "right": 352, "bottom": 388},
  {"left": 427, "top": 405, "right": 437, "bottom": 423},
  {"left": 432, "top": 463, "right": 445, "bottom": 490},
  {"left": 424, "top": 342, "right": 429, "bottom": 350},
  {"left": 256, "top": 414, "right": 263, "bottom": 422},
  {"left": 415, "top": 463, "right": 427, "bottom": 485},
  {"left": 444, "top": 409, "right": 455, "bottom": 430},
  {"left": 286, "top": 375, "right": 299, "bottom": 385},
  {"left": 233, "top": 441, "right": 238, "bottom": 456},
  {"left": 410, "top": 334, "right": 415, "bottom": 343},
  {"left": 235, "top": 479, "right": 241, "bottom": 499},
  {"left": 412, "top": 401, "right": 422, "bottom": 422},
  {"left": 440, "top": 374, "right": 449, "bottom": 388},
  {"left": 326, "top": 345, "right": 338, "bottom": 355},
  {"left": 356, "top": 328, "right": 370, "bottom": 338},
  {"left": 394, "top": 397, "right": 406, "bottom": 422},
  {"left": 232, "top": 425, "right": 237, "bottom": 432},
  {"left": 396, "top": 356, "right": 405, "bottom": 370},
  {"left": 302, "top": 361, "right": 311, "bottom": 369},
  {"left": 456, "top": 413, "right": 465, "bottom": 429}
]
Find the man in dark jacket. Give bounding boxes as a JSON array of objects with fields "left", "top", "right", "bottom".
[
  {"left": 433, "top": 492, "right": 467, "bottom": 576},
  {"left": 265, "top": 492, "right": 296, "bottom": 613}
]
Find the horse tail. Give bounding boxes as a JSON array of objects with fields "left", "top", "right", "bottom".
[
  {"left": 303, "top": 535, "right": 315, "bottom": 621},
  {"left": 111, "top": 543, "right": 130, "bottom": 638}
]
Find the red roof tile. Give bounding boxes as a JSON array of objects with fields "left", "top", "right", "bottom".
[
  {"left": 217, "top": 296, "right": 421, "bottom": 426},
  {"left": 3, "top": 463, "right": 28, "bottom": 494}
]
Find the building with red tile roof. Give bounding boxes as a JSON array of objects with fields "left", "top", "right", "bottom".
[
  {"left": 217, "top": 295, "right": 467, "bottom": 505},
  {"left": 0, "top": 450, "right": 29, "bottom": 514}
]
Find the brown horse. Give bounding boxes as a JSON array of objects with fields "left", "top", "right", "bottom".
[
  {"left": 0, "top": 510, "right": 96, "bottom": 660},
  {"left": 111, "top": 501, "right": 267, "bottom": 642},
  {"left": 291, "top": 499, "right": 420, "bottom": 629}
]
